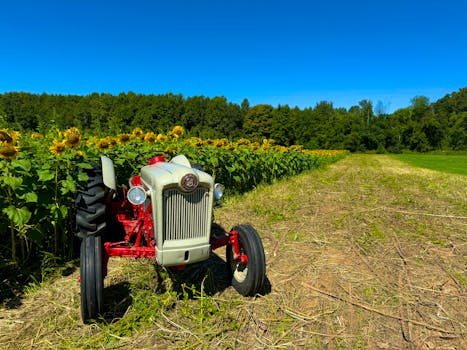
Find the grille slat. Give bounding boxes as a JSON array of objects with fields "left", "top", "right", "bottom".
[{"left": 163, "top": 187, "right": 209, "bottom": 242}]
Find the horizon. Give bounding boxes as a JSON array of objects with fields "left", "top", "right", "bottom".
[{"left": 0, "top": 87, "right": 462, "bottom": 114}]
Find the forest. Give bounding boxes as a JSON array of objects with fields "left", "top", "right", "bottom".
[{"left": 0, "top": 87, "right": 466, "bottom": 152}]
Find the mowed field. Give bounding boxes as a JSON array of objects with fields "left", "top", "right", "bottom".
[
  {"left": 1, "top": 154, "right": 466, "bottom": 349},
  {"left": 392, "top": 153, "right": 467, "bottom": 176}
]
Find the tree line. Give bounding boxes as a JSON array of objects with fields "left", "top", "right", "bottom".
[{"left": 0, "top": 88, "right": 466, "bottom": 152}]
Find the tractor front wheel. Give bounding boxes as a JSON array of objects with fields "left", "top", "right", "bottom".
[
  {"left": 76, "top": 165, "right": 107, "bottom": 322},
  {"left": 80, "top": 234, "right": 103, "bottom": 323},
  {"left": 227, "top": 224, "right": 266, "bottom": 296}
]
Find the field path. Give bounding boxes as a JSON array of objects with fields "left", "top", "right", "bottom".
[{"left": 1, "top": 154, "right": 466, "bottom": 349}]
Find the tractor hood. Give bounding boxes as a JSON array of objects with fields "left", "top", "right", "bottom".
[
  {"left": 140, "top": 155, "right": 214, "bottom": 192},
  {"left": 139, "top": 155, "right": 214, "bottom": 267}
]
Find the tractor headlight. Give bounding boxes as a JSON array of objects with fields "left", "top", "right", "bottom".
[
  {"left": 128, "top": 186, "right": 147, "bottom": 205},
  {"left": 214, "top": 183, "right": 224, "bottom": 200}
]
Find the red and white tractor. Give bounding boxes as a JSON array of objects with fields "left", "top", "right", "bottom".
[{"left": 75, "top": 154, "right": 266, "bottom": 323}]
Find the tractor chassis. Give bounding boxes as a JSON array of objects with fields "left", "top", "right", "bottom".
[{"left": 101, "top": 187, "right": 247, "bottom": 276}]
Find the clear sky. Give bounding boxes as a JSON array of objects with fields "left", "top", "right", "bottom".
[{"left": 1, "top": 0, "right": 466, "bottom": 113}]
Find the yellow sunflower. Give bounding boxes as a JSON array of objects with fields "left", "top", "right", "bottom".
[
  {"left": 50, "top": 139, "right": 66, "bottom": 156},
  {"left": 132, "top": 127, "right": 144, "bottom": 138},
  {"left": 167, "top": 131, "right": 179, "bottom": 140},
  {"left": 118, "top": 133, "right": 131, "bottom": 144},
  {"left": 214, "top": 138, "right": 228, "bottom": 147},
  {"left": 171, "top": 125, "right": 184, "bottom": 137},
  {"left": 0, "top": 129, "right": 20, "bottom": 146},
  {"left": 156, "top": 133, "right": 167, "bottom": 142},
  {"left": 184, "top": 137, "right": 203, "bottom": 147},
  {"left": 0, "top": 145, "right": 19, "bottom": 159},
  {"left": 144, "top": 132, "right": 157, "bottom": 143},
  {"left": 96, "top": 138, "right": 110, "bottom": 149},
  {"left": 108, "top": 137, "right": 117, "bottom": 146},
  {"left": 236, "top": 138, "right": 251, "bottom": 146},
  {"left": 0, "top": 129, "right": 13, "bottom": 144},
  {"left": 31, "top": 132, "right": 43, "bottom": 140},
  {"left": 64, "top": 127, "right": 81, "bottom": 147}
]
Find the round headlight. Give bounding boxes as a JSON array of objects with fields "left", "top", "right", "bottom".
[
  {"left": 128, "top": 186, "right": 147, "bottom": 205},
  {"left": 181, "top": 173, "right": 198, "bottom": 191},
  {"left": 214, "top": 183, "right": 224, "bottom": 200}
]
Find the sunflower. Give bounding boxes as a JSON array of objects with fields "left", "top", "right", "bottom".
[
  {"left": 0, "top": 145, "right": 19, "bottom": 159},
  {"left": 11, "top": 131, "right": 20, "bottom": 145},
  {"left": 164, "top": 147, "right": 176, "bottom": 156},
  {"left": 64, "top": 127, "right": 81, "bottom": 147},
  {"left": 118, "top": 133, "right": 131, "bottom": 144},
  {"left": 250, "top": 142, "right": 260, "bottom": 150},
  {"left": 167, "top": 131, "right": 179, "bottom": 140},
  {"left": 289, "top": 145, "right": 303, "bottom": 152},
  {"left": 31, "top": 132, "right": 43, "bottom": 140},
  {"left": 0, "top": 129, "right": 13, "bottom": 144},
  {"left": 0, "top": 129, "right": 20, "bottom": 146},
  {"left": 96, "top": 138, "right": 110, "bottom": 149},
  {"left": 236, "top": 138, "right": 251, "bottom": 146},
  {"left": 108, "top": 137, "right": 117, "bottom": 146},
  {"left": 214, "top": 138, "right": 228, "bottom": 147},
  {"left": 261, "top": 139, "right": 274, "bottom": 150},
  {"left": 184, "top": 137, "right": 203, "bottom": 147},
  {"left": 49, "top": 139, "right": 66, "bottom": 156},
  {"left": 131, "top": 128, "right": 144, "bottom": 138},
  {"left": 273, "top": 145, "right": 288, "bottom": 153},
  {"left": 156, "top": 133, "right": 167, "bottom": 142},
  {"left": 144, "top": 132, "right": 157, "bottom": 143},
  {"left": 171, "top": 125, "right": 184, "bottom": 137}
]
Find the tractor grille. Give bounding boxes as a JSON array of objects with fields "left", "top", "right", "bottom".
[{"left": 162, "top": 187, "right": 210, "bottom": 241}]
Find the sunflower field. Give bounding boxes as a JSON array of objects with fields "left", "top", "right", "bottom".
[{"left": 0, "top": 126, "right": 347, "bottom": 268}]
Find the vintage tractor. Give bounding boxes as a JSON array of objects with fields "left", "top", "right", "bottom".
[{"left": 75, "top": 154, "right": 266, "bottom": 322}]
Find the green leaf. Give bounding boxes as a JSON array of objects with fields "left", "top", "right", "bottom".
[
  {"left": 60, "top": 179, "right": 76, "bottom": 195},
  {"left": 37, "top": 170, "right": 55, "bottom": 181},
  {"left": 113, "top": 158, "right": 125, "bottom": 166},
  {"left": 11, "top": 159, "right": 32, "bottom": 172},
  {"left": 3, "top": 205, "right": 32, "bottom": 228},
  {"left": 77, "top": 172, "right": 89, "bottom": 182},
  {"left": 60, "top": 205, "right": 68, "bottom": 218},
  {"left": 77, "top": 162, "right": 94, "bottom": 170},
  {"left": 125, "top": 151, "right": 138, "bottom": 159},
  {"left": 2, "top": 176, "right": 23, "bottom": 190},
  {"left": 19, "top": 192, "right": 38, "bottom": 203}
]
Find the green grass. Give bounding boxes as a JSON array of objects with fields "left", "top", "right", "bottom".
[{"left": 392, "top": 154, "right": 467, "bottom": 176}]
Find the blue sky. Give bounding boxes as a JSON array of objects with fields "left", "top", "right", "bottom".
[{"left": 1, "top": 0, "right": 466, "bottom": 113}]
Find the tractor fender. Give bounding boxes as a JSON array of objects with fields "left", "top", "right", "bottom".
[
  {"left": 170, "top": 154, "right": 192, "bottom": 168},
  {"left": 100, "top": 155, "right": 117, "bottom": 191}
]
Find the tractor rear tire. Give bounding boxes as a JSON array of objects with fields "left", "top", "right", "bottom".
[
  {"left": 226, "top": 224, "right": 266, "bottom": 296},
  {"left": 75, "top": 165, "right": 107, "bottom": 322},
  {"left": 80, "top": 234, "right": 103, "bottom": 323}
]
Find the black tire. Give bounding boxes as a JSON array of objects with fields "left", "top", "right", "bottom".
[
  {"left": 75, "top": 165, "right": 107, "bottom": 322},
  {"left": 226, "top": 224, "right": 266, "bottom": 296},
  {"left": 75, "top": 166, "right": 107, "bottom": 238},
  {"left": 80, "top": 234, "right": 103, "bottom": 323}
]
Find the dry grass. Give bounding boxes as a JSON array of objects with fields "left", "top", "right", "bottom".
[{"left": 1, "top": 154, "right": 466, "bottom": 349}]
